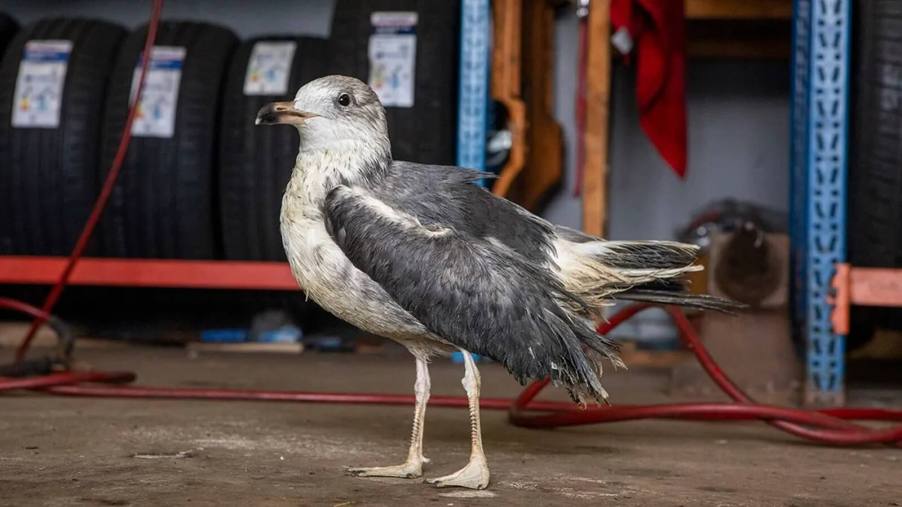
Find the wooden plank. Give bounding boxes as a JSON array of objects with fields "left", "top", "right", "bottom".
[
  {"left": 187, "top": 342, "right": 304, "bottom": 354},
  {"left": 509, "top": 0, "right": 563, "bottom": 210},
  {"left": 581, "top": 0, "right": 612, "bottom": 237},
  {"left": 490, "top": 0, "right": 527, "bottom": 199},
  {"left": 687, "top": 36, "right": 790, "bottom": 59},
  {"left": 686, "top": 0, "right": 792, "bottom": 20},
  {"left": 617, "top": 342, "right": 693, "bottom": 368},
  {"left": 0, "top": 257, "right": 299, "bottom": 290},
  {"left": 687, "top": 18, "right": 791, "bottom": 59},
  {"left": 490, "top": 0, "right": 521, "bottom": 97}
]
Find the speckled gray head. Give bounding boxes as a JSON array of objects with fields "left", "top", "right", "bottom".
[{"left": 256, "top": 75, "right": 390, "bottom": 156}]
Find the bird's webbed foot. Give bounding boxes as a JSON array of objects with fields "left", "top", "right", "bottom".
[
  {"left": 345, "top": 457, "right": 428, "bottom": 479},
  {"left": 426, "top": 456, "right": 490, "bottom": 490}
]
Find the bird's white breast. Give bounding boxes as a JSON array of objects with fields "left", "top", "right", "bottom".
[{"left": 278, "top": 151, "right": 435, "bottom": 346}]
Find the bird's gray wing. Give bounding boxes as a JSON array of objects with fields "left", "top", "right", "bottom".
[
  {"left": 323, "top": 185, "right": 619, "bottom": 402},
  {"left": 377, "top": 161, "right": 556, "bottom": 265}
]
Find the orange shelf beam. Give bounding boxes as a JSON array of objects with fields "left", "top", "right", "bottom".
[
  {"left": 830, "top": 263, "right": 902, "bottom": 335},
  {"left": 0, "top": 256, "right": 299, "bottom": 291}
]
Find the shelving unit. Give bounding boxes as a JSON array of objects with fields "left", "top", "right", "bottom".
[
  {"left": 456, "top": 0, "right": 492, "bottom": 176},
  {"left": 575, "top": 0, "right": 852, "bottom": 404},
  {"left": 0, "top": 0, "right": 495, "bottom": 293},
  {"left": 789, "top": 0, "right": 850, "bottom": 405}
]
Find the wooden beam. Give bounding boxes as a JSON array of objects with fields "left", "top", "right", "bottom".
[
  {"left": 490, "top": 0, "right": 527, "bottom": 199},
  {"left": 685, "top": 0, "right": 792, "bottom": 20},
  {"left": 687, "top": 37, "right": 790, "bottom": 59},
  {"left": 686, "top": 17, "right": 792, "bottom": 60},
  {"left": 511, "top": 0, "right": 563, "bottom": 210},
  {"left": 581, "top": 0, "right": 612, "bottom": 237}
]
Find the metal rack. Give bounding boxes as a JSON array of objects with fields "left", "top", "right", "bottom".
[
  {"left": 790, "top": 0, "right": 851, "bottom": 405},
  {"left": 0, "top": 1, "right": 495, "bottom": 290},
  {"left": 0, "top": 257, "right": 296, "bottom": 290},
  {"left": 0, "top": 3, "right": 491, "bottom": 288},
  {"left": 456, "top": 0, "right": 491, "bottom": 176}
]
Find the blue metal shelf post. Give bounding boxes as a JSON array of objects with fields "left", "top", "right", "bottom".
[
  {"left": 457, "top": 0, "right": 491, "bottom": 186},
  {"left": 790, "top": 0, "right": 851, "bottom": 405}
]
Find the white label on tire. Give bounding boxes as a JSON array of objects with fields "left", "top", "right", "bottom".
[
  {"left": 12, "top": 40, "right": 73, "bottom": 129},
  {"left": 244, "top": 41, "right": 297, "bottom": 96},
  {"left": 129, "top": 46, "right": 186, "bottom": 138},
  {"left": 368, "top": 12, "right": 417, "bottom": 108}
]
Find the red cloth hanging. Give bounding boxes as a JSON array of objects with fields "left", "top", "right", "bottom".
[{"left": 610, "top": 0, "right": 687, "bottom": 177}]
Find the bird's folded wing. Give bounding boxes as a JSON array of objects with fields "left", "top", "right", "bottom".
[{"left": 322, "top": 185, "right": 616, "bottom": 396}]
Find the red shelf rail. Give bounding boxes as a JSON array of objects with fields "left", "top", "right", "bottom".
[
  {"left": 831, "top": 263, "right": 902, "bottom": 335},
  {"left": 0, "top": 256, "right": 298, "bottom": 291}
]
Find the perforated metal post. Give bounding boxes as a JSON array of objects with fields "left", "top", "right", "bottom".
[
  {"left": 790, "top": 0, "right": 851, "bottom": 405},
  {"left": 457, "top": 0, "right": 491, "bottom": 186}
]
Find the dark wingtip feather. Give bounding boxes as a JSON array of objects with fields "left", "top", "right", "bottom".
[{"left": 616, "top": 289, "right": 747, "bottom": 314}]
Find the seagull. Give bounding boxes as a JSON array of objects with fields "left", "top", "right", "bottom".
[{"left": 256, "top": 75, "right": 736, "bottom": 490}]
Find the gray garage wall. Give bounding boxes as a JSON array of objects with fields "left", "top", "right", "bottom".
[{"left": 544, "top": 11, "right": 790, "bottom": 240}]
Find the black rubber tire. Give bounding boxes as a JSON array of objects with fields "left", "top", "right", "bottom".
[
  {"left": 219, "top": 36, "right": 328, "bottom": 260},
  {"left": 328, "top": 0, "right": 459, "bottom": 165},
  {"left": 0, "top": 18, "right": 123, "bottom": 255},
  {"left": 849, "top": 0, "right": 902, "bottom": 335},
  {"left": 0, "top": 13, "right": 17, "bottom": 52},
  {"left": 850, "top": 0, "right": 902, "bottom": 267},
  {"left": 99, "top": 22, "right": 237, "bottom": 259}
]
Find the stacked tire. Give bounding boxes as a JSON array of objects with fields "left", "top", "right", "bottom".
[
  {"left": 0, "top": 18, "right": 123, "bottom": 254},
  {"left": 329, "top": 0, "right": 460, "bottom": 165},
  {"left": 99, "top": 22, "right": 237, "bottom": 259},
  {"left": 850, "top": 0, "right": 902, "bottom": 338},
  {"left": 0, "top": 9, "right": 464, "bottom": 260},
  {"left": 219, "top": 36, "right": 328, "bottom": 260},
  {"left": 0, "top": 13, "right": 16, "bottom": 51}
]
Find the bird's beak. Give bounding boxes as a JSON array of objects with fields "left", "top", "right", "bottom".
[{"left": 255, "top": 101, "right": 316, "bottom": 126}]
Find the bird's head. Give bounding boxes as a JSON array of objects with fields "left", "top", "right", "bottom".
[{"left": 256, "top": 75, "right": 390, "bottom": 157}]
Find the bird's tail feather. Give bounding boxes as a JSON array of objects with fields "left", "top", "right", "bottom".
[
  {"left": 594, "top": 240, "right": 700, "bottom": 272},
  {"left": 556, "top": 238, "right": 742, "bottom": 313},
  {"left": 549, "top": 237, "right": 742, "bottom": 403},
  {"left": 557, "top": 239, "right": 703, "bottom": 309}
]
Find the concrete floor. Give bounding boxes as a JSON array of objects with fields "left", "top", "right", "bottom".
[{"left": 1, "top": 345, "right": 900, "bottom": 506}]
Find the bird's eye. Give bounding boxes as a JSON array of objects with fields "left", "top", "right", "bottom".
[{"left": 337, "top": 93, "right": 351, "bottom": 107}]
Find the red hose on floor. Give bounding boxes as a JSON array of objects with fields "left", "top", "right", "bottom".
[
  {"left": 510, "top": 304, "right": 902, "bottom": 446},
  {"left": 3, "top": 303, "right": 900, "bottom": 447},
  {"left": 0, "top": 297, "right": 55, "bottom": 322},
  {"left": 1, "top": 0, "right": 900, "bottom": 449}
]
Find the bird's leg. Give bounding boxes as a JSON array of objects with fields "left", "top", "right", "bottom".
[
  {"left": 427, "top": 350, "right": 490, "bottom": 490},
  {"left": 346, "top": 357, "right": 430, "bottom": 478}
]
